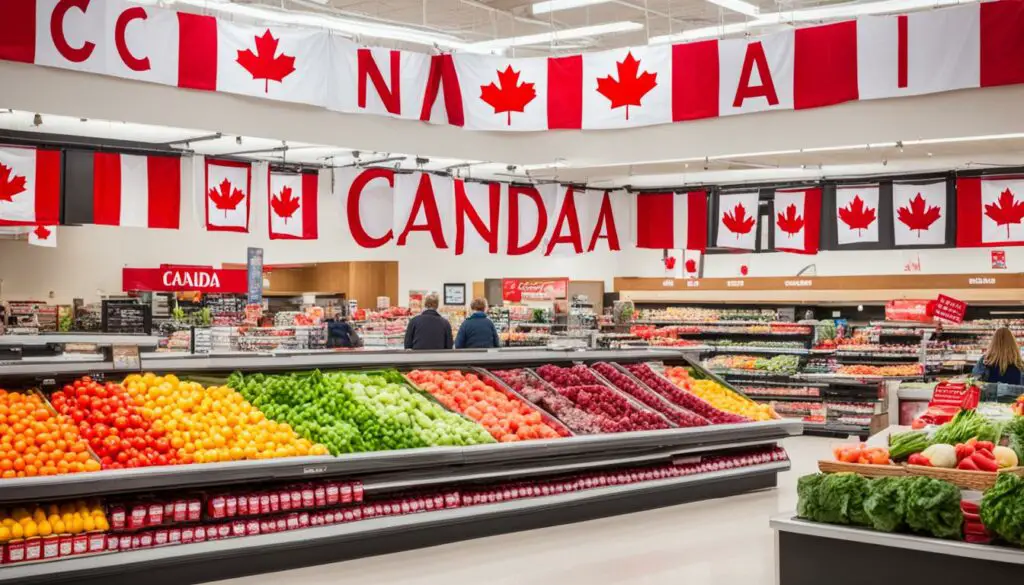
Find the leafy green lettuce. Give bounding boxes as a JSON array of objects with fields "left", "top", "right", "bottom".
[
  {"left": 981, "top": 472, "right": 1024, "bottom": 545},
  {"left": 904, "top": 476, "right": 963, "bottom": 539},
  {"left": 817, "top": 472, "right": 870, "bottom": 526},
  {"left": 864, "top": 477, "right": 907, "bottom": 532},
  {"left": 796, "top": 474, "right": 826, "bottom": 521}
]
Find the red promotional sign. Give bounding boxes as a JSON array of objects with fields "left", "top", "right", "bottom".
[
  {"left": 123, "top": 265, "right": 247, "bottom": 293},
  {"left": 884, "top": 299, "right": 932, "bottom": 323},
  {"left": 933, "top": 294, "right": 967, "bottom": 324},
  {"left": 501, "top": 278, "right": 569, "bottom": 302}
]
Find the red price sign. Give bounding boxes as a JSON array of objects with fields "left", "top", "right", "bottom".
[
  {"left": 884, "top": 300, "right": 932, "bottom": 322},
  {"left": 933, "top": 294, "right": 967, "bottom": 324}
]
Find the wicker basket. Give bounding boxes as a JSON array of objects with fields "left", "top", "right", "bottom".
[
  {"left": 905, "top": 465, "right": 1024, "bottom": 490},
  {"left": 818, "top": 460, "right": 908, "bottom": 477}
]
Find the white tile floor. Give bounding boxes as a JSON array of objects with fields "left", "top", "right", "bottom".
[{"left": 214, "top": 435, "right": 834, "bottom": 585}]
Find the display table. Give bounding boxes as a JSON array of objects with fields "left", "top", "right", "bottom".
[{"left": 771, "top": 515, "right": 1024, "bottom": 585}]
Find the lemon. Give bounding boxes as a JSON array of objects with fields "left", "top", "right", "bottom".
[
  {"left": 23, "top": 521, "right": 37, "bottom": 538},
  {"left": 10, "top": 523, "right": 23, "bottom": 539},
  {"left": 83, "top": 516, "right": 95, "bottom": 532},
  {"left": 0, "top": 526, "right": 9, "bottom": 541},
  {"left": 95, "top": 517, "right": 109, "bottom": 531}
]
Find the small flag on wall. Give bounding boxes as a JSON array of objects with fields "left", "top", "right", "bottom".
[
  {"left": 205, "top": 159, "right": 252, "bottom": 233},
  {"left": 28, "top": 224, "right": 56, "bottom": 247},
  {"left": 268, "top": 171, "right": 318, "bottom": 240}
]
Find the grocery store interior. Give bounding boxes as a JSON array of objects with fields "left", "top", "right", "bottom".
[{"left": 2, "top": 0, "right": 1024, "bottom": 583}]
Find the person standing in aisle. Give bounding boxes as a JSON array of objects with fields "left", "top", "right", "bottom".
[
  {"left": 455, "top": 297, "right": 500, "bottom": 349},
  {"left": 972, "top": 326, "right": 1024, "bottom": 384},
  {"left": 404, "top": 294, "right": 453, "bottom": 350},
  {"left": 326, "top": 314, "right": 356, "bottom": 348}
]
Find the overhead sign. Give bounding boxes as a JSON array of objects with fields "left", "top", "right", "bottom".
[
  {"left": 123, "top": 265, "right": 247, "bottom": 293},
  {"left": 884, "top": 299, "right": 932, "bottom": 323},
  {"left": 502, "top": 278, "right": 569, "bottom": 302},
  {"left": 932, "top": 294, "right": 967, "bottom": 324}
]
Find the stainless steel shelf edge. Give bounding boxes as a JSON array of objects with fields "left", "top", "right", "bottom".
[
  {"left": 1, "top": 461, "right": 790, "bottom": 584},
  {"left": 770, "top": 515, "right": 1024, "bottom": 565},
  {"left": 0, "top": 335, "right": 163, "bottom": 347},
  {"left": 0, "top": 419, "right": 800, "bottom": 502}
]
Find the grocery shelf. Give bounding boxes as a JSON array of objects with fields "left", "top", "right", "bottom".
[
  {"left": 709, "top": 346, "right": 810, "bottom": 355},
  {"left": 0, "top": 335, "right": 163, "bottom": 347},
  {"left": 4, "top": 462, "right": 787, "bottom": 585},
  {"left": 772, "top": 515, "right": 1024, "bottom": 585},
  {"left": 0, "top": 419, "right": 802, "bottom": 502}
]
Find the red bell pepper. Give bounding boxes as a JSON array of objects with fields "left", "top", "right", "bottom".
[
  {"left": 957, "top": 457, "right": 980, "bottom": 471},
  {"left": 971, "top": 451, "right": 999, "bottom": 472},
  {"left": 975, "top": 440, "right": 995, "bottom": 452}
]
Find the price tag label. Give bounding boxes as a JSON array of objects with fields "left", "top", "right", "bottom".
[{"left": 111, "top": 345, "right": 141, "bottom": 370}]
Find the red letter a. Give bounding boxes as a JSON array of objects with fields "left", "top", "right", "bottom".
[{"left": 733, "top": 42, "right": 779, "bottom": 108}]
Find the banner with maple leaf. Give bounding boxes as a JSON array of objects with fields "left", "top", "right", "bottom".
[
  {"left": 715, "top": 192, "right": 761, "bottom": 250},
  {"left": 205, "top": 159, "right": 251, "bottom": 233},
  {"left": 773, "top": 188, "right": 821, "bottom": 254},
  {"left": 0, "top": 146, "right": 61, "bottom": 227},
  {"left": 215, "top": 22, "right": 328, "bottom": 105},
  {"left": 454, "top": 54, "right": 548, "bottom": 131},
  {"left": 581, "top": 45, "right": 672, "bottom": 129},
  {"left": 835, "top": 185, "right": 881, "bottom": 245},
  {"left": 893, "top": 182, "right": 947, "bottom": 246},
  {"left": 268, "top": 171, "right": 318, "bottom": 240},
  {"left": 28, "top": 224, "right": 56, "bottom": 248},
  {"left": 957, "top": 177, "right": 1024, "bottom": 247}
]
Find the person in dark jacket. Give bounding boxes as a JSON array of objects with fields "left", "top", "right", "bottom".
[
  {"left": 326, "top": 314, "right": 355, "bottom": 348},
  {"left": 404, "top": 295, "right": 453, "bottom": 350},
  {"left": 972, "top": 326, "right": 1024, "bottom": 384},
  {"left": 455, "top": 297, "right": 500, "bottom": 349}
]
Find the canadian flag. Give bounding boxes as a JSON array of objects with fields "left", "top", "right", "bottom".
[
  {"left": 393, "top": 172, "right": 454, "bottom": 249},
  {"left": 773, "top": 188, "right": 821, "bottom": 254},
  {"left": 454, "top": 54, "right": 548, "bottom": 131},
  {"left": 715, "top": 192, "right": 760, "bottom": 250},
  {"left": 28, "top": 224, "right": 57, "bottom": 248},
  {"left": 893, "top": 181, "right": 947, "bottom": 246},
  {"left": 205, "top": 159, "right": 251, "bottom": 233},
  {"left": 956, "top": 176, "right": 1024, "bottom": 246},
  {"left": 0, "top": 146, "right": 61, "bottom": 226},
  {"left": 93, "top": 153, "right": 181, "bottom": 229},
  {"left": 268, "top": 171, "right": 318, "bottom": 240},
  {"left": 338, "top": 167, "right": 394, "bottom": 249},
  {"left": 836, "top": 185, "right": 880, "bottom": 245},
  {"left": 635, "top": 191, "right": 707, "bottom": 251}
]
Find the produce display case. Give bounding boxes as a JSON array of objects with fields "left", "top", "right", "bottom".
[{"left": 0, "top": 348, "right": 799, "bottom": 585}]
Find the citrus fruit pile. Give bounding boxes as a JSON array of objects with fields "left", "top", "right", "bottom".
[
  {"left": 0, "top": 390, "right": 99, "bottom": 478},
  {"left": 407, "top": 370, "right": 568, "bottom": 442},
  {"left": 50, "top": 377, "right": 180, "bottom": 470},
  {"left": 663, "top": 367, "right": 775, "bottom": 421},
  {"left": 0, "top": 500, "right": 108, "bottom": 542},
  {"left": 123, "top": 373, "right": 326, "bottom": 463}
]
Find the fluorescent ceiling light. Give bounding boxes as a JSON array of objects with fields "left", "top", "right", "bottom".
[
  {"left": 707, "top": 0, "right": 760, "bottom": 17},
  {"left": 467, "top": 21, "right": 643, "bottom": 51},
  {"left": 165, "top": 0, "right": 469, "bottom": 50},
  {"left": 650, "top": 0, "right": 978, "bottom": 45},
  {"left": 532, "top": 0, "right": 613, "bottom": 15}
]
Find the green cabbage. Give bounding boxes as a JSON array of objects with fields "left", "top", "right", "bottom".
[
  {"left": 796, "top": 474, "right": 826, "bottom": 521},
  {"left": 904, "top": 476, "right": 963, "bottom": 539},
  {"left": 864, "top": 477, "right": 907, "bottom": 532},
  {"left": 817, "top": 472, "right": 870, "bottom": 526},
  {"left": 981, "top": 472, "right": 1024, "bottom": 545}
]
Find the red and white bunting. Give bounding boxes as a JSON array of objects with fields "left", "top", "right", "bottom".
[
  {"left": 507, "top": 184, "right": 556, "bottom": 256},
  {"left": 715, "top": 192, "right": 760, "bottom": 250},
  {"left": 453, "top": 179, "right": 502, "bottom": 255},
  {"left": 773, "top": 188, "right": 821, "bottom": 254},
  {"left": 635, "top": 191, "right": 707, "bottom": 251},
  {"left": 268, "top": 172, "right": 318, "bottom": 240},
  {"left": 93, "top": 153, "right": 181, "bottom": 229},
  {"left": 893, "top": 182, "right": 946, "bottom": 246},
  {"left": 28, "top": 224, "right": 56, "bottom": 248},
  {"left": 956, "top": 176, "right": 1024, "bottom": 247},
  {"left": 546, "top": 186, "right": 586, "bottom": 257},
  {"left": 338, "top": 168, "right": 394, "bottom": 249},
  {"left": 663, "top": 249, "right": 702, "bottom": 279},
  {"left": 204, "top": 159, "right": 251, "bottom": 233},
  {"left": 836, "top": 185, "right": 880, "bottom": 245},
  {"left": 581, "top": 190, "right": 630, "bottom": 253},
  {"left": 6, "top": 1, "right": 1024, "bottom": 132},
  {"left": 0, "top": 146, "right": 61, "bottom": 226},
  {"left": 394, "top": 172, "right": 454, "bottom": 249}
]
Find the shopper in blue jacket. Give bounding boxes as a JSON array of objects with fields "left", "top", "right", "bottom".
[{"left": 455, "top": 297, "right": 500, "bottom": 349}]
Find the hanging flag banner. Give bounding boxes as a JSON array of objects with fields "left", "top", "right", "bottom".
[
  {"left": 957, "top": 176, "right": 1024, "bottom": 247},
  {"left": 773, "top": 188, "right": 821, "bottom": 254},
  {"left": 635, "top": 191, "right": 707, "bottom": 251},
  {"left": 28, "top": 225, "right": 57, "bottom": 248},
  {"left": 5, "top": 1, "right": 1024, "bottom": 132},
  {"left": 716, "top": 192, "right": 760, "bottom": 250},
  {"left": 205, "top": 159, "right": 252, "bottom": 233},
  {"left": 0, "top": 146, "right": 61, "bottom": 226},
  {"left": 893, "top": 181, "right": 946, "bottom": 246},
  {"left": 268, "top": 171, "right": 318, "bottom": 240},
  {"left": 93, "top": 153, "right": 181, "bottom": 229},
  {"left": 836, "top": 185, "right": 880, "bottom": 245}
]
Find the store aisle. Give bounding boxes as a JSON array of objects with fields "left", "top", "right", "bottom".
[{"left": 213, "top": 435, "right": 832, "bottom": 585}]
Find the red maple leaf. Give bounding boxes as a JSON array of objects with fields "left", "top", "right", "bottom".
[
  {"left": 897, "top": 193, "right": 942, "bottom": 237},
  {"left": 480, "top": 66, "right": 537, "bottom": 126},
  {"left": 33, "top": 225, "right": 50, "bottom": 240},
  {"left": 685, "top": 258, "right": 697, "bottom": 273},
  {"left": 209, "top": 179, "right": 246, "bottom": 217},
  {"left": 838, "top": 195, "right": 877, "bottom": 235},
  {"left": 595, "top": 51, "right": 657, "bottom": 121},
  {"left": 776, "top": 204, "right": 804, "bottom": 237},
  {"left": 663, "top": 256, "right": 676, "bottom": 270},
  {"left": 722, "top": 203, "right": 756, "bottom": 237},
  {"left": 0, "top": 163, "right": 27, "bottom": 203},
  {"left": 984, "top": 188, "right": 1024, "bottom": 238},
  {"left": 740, "top": 265, "right": 749, "bottom": 276},
  {"left": 236, "top": 29, "right": 296, "bottom": 93},
  {"left": 271, "top": 185, "right": 301, "bottom": 223}
]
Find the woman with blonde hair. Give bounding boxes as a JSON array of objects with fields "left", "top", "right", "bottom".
[{"left": 972, "top": 327, "right": 1024, "bottom": 384}]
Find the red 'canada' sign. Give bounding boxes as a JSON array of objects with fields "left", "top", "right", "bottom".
[
  {"left": 122, "top": 265, "right": 247, "bottom": 293},
  {"left": 502, "top": 278, "right": 569, "bottom": 302}
]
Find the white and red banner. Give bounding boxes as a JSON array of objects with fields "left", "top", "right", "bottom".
[
  {"left": 836, "top": 185, "right": 880, "bottom": 245},
  {"left": 122, "top": 265, "right": 247, "bottom": 293},
  {"left": 893, "top": 181, "right": 947, "bottom": 246},
  {"left": 453, "top": 179, "right": 502, "bottom": 255},
  {"left": 635, "top": 191, "right": 707, "bottom": 250},
  {"left": 28, "top": 224, "right": 56, "bottom": 247},
  {"left": 205, "top": 159, "right": 251, "bottom": 233},
  {"left": 0, "top": 146, "right": 61, "bottom": 226},
  {"left": 394, "top": 172, "right": 455, "bottom": 250},
  {"left": 93, "top": 153, "right": 181, "bottom": 229},
  {"left": 716, "top": 192, "right": 760, "bottom": 250},
  {"left": 773, "top": 188, "right": 821, "bottom": 254},
  {"left": 268, "top": 171, "right": 317, "bottom": 240},
  {"left": 6, "top": 1, "right": 1024, "bottom": 132},
  {"left": 957, "top": 176, "right": 1024, "bottom": 247}
]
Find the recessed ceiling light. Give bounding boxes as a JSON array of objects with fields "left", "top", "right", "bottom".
[
  {"left": 467, "top": 22, "right": 644, "bottom": 51},
  {"left": 532, "top": 0, "right": 613, "bottom": 15},
  {"left": 706, "top": 0, "right": 760, "bottom": 17}
]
